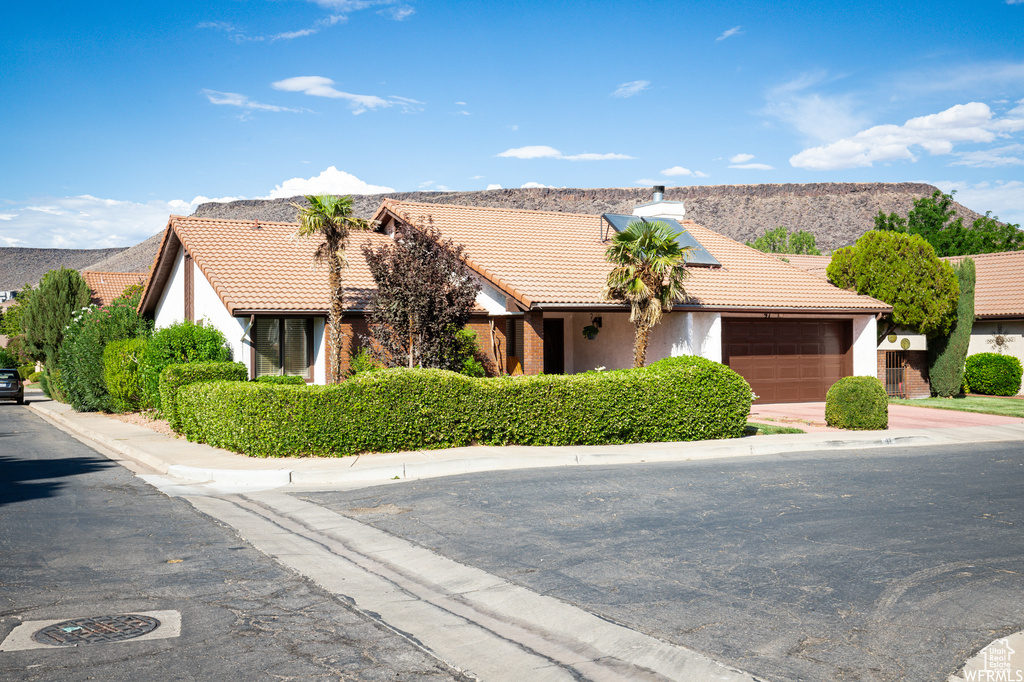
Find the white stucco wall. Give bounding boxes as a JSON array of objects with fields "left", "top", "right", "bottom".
[
  {"left": 153, "top": 250, "right": 185, "bottom": 330},
  {"left": 476, "top": 281, "right": 508, "bottom": 316},
  {"left": 968, "top": 320, "right": 1024, "bottom": 394},
  {"left": 566, "top": 310, "right": 721, "bottom": 372},
  {"left": 313, "top": 318, "right": 326, "bottom": 385},
  {"left": 853, "top": 315, "right": 878, "bottom": 377}
]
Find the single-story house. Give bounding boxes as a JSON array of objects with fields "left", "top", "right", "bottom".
[
  {"left": 780, "top": 250, "right": 1024, "bottom": 396},
  {"left": 138, "top": 196, "right": 891, "bottom": 402},
  {"left": 82, "top": 271, "right": 147, "bottom": 307}
]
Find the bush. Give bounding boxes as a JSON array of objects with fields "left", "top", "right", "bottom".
[
  {"left": 140, "top": 321, "right": 233, "bottom": 410},
  {"left": 929, "top": 259, "right": 975, "bottom": 397},
  {"left": 175, "top": 355, "right": 753, "bottom": 457},
  {"left": 60, "top": 299, "right": 151, "bottom": 412},
  {"left": 104, "top": 338, "right": 149, "bottom": 413},
  {"left": 825, "top": 376, "right": 888, "bottom": 430},
  {"left": 964, "top": 353, "right": 1023, "bottom": 396},
  {"left": 159, "top": 362, "right": 247, "bottom": 432},
  {"left": 255, "top": 375, "right": 307, "bottom": 385},
  {"left": 349, "top": 347, "right": 384, "bottom": 375},
  {"left": 28, "top": 371, "right": 42, "bottom": 383},
  {"left": 40, "top": 367, "right": 67, "bottom": 403},
  {"left": 0, "top": 346, "right": 18, "bottom": 369},
  {"left": 455, "top": 328, "right": 487, "bottom": 377},
  {"left": 17, "top": 364, "right": 34, "bottom": 380}
]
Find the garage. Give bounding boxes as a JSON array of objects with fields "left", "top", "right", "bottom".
[{"left": 722, "top": 318, "right": 852, "bottom": 403}]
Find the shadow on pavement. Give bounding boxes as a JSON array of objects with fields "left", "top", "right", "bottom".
[{"left": 0, "top": 453, "right": 114, "bottom": 507}]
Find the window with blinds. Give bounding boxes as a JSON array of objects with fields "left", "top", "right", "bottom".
[{"left": 254, "top": 318, "right": 312, "bottom": 380}]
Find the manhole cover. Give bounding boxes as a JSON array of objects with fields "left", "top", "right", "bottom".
[{"left": 32, "top": 615, "right": 160, "bottom": 646}]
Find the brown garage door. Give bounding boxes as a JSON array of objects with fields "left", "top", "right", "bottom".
[{"left": 722, "top": 319, "right": 852, "bottom": 403}]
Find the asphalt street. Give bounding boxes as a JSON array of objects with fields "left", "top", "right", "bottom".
[
  {"left": 298, "top": 441, "right": 1024, "bottom": 682},
  {"left": 0, "top": 407, "right": 467, "bottom": 681}
]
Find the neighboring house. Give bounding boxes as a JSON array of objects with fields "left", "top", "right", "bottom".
[
  {"left": 82, "top": 271, "right": 147, "bottom": 307},
  {"left": 780, "top": 250, "right": 1024, "bottom": 396},
  {"left": 138, "top": 198, "right": 890, "bottom": 401}
]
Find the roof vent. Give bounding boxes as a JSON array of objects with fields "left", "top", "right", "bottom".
[{"left": 652, "top": 185, "right": 665, "bottom": 202}]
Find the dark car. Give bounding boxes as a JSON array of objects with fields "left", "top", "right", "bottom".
[{"left": 0, "top": 368, "right": 25, "bottom": 404}]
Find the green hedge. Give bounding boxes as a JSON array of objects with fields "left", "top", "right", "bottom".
[
  {"left": 159, "top": 362, "right": 248, "bottom": 432},
  {"left": 965, "top": 353, "right": 1023, "bottom": 396},
  {"left": 175, "top": 355, "right": 752, "bottom": 457},
  {"left": 141, "top": 321, "right": 233, "bottom": 410},
  {"left": 17, "top": 364, "right": 34, "bottom": 380},
  {"left": 28, "top": 371, "right": 42, "bottom": 383},
  {"left": 104, "top": 338, "right": 149, "bottom": 413},
  {"left": 825, "top": 376, "right": 888, "bottom": 430},
  {"left": 255, "top": 375, "right": 307, "bottom": 385}
]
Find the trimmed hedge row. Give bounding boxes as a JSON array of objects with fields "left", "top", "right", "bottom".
[
  {"left": 104, "top": 338, "right": 149, "bottom": 413},
  {"left": 175, "top": 355, "right": 753, "bottom": 457},
  {"left": 825, "top": 376, "right": 888, "bottom": 430},
  {"left": 965, "top": 353, "right": 1023, "bottom": 396},
  {"left": 255, "top": 375, "right": 307, "bottom": 385},
  {"left": 159, "top": 362, "right": 248, "bottom": 432}
]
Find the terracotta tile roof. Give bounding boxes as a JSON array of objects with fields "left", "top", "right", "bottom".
[
  {"left": 82, "top": 271, "right": 147, "bottom": 307},
  {"left": 944, "top": 251, "right": 1024, "bottom": 319},
  {"left": 375, "top": 200, "right": 890, "bottom": 312},
  {"left": 771, "top": 254, "right": 832, "bottom": 279},
  {"left": 140, "top": 216, "right": 395, "bottom": 316}
]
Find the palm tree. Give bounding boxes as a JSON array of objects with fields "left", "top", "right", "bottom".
[
  {"left": 294, "top": 194, "right": 375, "bottom": 383},
  {"left": 602, "top": 220, "right": 692, "bottom": 368}
]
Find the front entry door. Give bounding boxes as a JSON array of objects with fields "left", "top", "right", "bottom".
[{"left": 543, "top": 319, "right": 564, "bottom": 374}]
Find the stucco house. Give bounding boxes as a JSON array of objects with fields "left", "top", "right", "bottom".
[
  {"left": 781, "top": 250, "right": 1024, "bottom": 396},
  {"left": 138, "top": 196, "right": 890, "bottom": 402}
]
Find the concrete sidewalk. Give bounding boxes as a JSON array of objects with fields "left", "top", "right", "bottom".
[
  {"left": 24, "top": 393, "right": 1024, "bottom": 490},
  {"left": 750, "top": 400, "right": 1024, "bottom": 433}
]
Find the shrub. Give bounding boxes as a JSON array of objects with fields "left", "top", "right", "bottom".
[
  {"left": 104, "top": 338, "right": 149, "bottom": 413},
  {"left": 349, "top": 347, "right": 384, "bottom": 375},
  {"left": 28, "top": 371, "right": 42, "bottom": 383},
  {"left": 60, "top": 299, "right": 151, "bottom": 412},
  {"left": 825, "top": 376, "right": 888, "bottom": 430},
  {"left": 40, "top": 367, "right": 67, "bottom": 403},
  {"left": 160, "top": 362, "right": 247, "bottom": 432},
  {"left": 255, "top": 375, "right": 307, "bottom": 385},
  {"left": 140, "top": 321, "right": 233, "bottom": 410},
  {"left": 175, "top": 355, "right": 753, "bottom": 457},
  {"left": 17, "top": 364, "right": 34, "bottom": 380},
  {"left": 928, "top": 259, "right": 975, "bottom": 397},
  {"left": 455, "top": 328, "right": 487, "bottom": 377},
  {"left": 964, "top": 353, "right": 1023, "bottom": 396},
  {"left": 0, "top": 347, "right": 18, "bottom": 369}
]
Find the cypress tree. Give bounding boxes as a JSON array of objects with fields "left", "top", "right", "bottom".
[{"left": 928, "top": 258, "right": 975, "bottom": 397}]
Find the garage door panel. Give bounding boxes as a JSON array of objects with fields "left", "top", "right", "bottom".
[{"left": 723, "top": 319, "right": 853, "bottom": 403}]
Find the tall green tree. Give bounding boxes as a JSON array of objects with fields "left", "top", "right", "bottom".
[
  {"left": 603, "top": 220, "right": 692, "bottom": 368},
  {"left": 928, "top": 258, "right": 975, "bottom": 397},
  {"left": 21, "top": 268, "right": 91, "bottom": 366},
  {"left": 875, "top": 190, "right": 1024, "bottom": 256},
  {"left": 0, "top": 284, "right": 33, "bottom": 365},
  {"left": 294, "top": 195, "right": 376, "bottom": 383},
  {"left": 746, "top": 226, "right": 822, "bottom": 255},
  {"left": 827, "top": 231, "right": 959, "bottom": 342},
  {"left": 362, "top": 223, "right": 480, "bottom": 371}
]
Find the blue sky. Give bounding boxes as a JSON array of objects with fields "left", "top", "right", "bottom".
[{"left": 2, "top": 0, "right": 1023, "bottom": 249}]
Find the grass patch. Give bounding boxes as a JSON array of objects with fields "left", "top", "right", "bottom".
[
  {"left": 890, "top": 395, "right": 1024, "bottom": 418},
  {"left": 745, "top": 422, "right": 806, "bottom": 436}
]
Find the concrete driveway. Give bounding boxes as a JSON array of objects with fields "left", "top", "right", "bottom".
[{"left": 750, "top": 401, "right": 1024, "bottom": 433}]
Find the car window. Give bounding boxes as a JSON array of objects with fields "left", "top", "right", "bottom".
[{"left": 0, "top": 370, "right": 18, "bottom": 381}]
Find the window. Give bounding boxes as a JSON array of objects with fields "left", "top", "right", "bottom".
[{"left": 255, "top": 318, "right": 313, "bottom": 380}]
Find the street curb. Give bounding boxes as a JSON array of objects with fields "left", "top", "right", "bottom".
[{"left": 26, "top": 398, "right": 1024, "bottom": 489}]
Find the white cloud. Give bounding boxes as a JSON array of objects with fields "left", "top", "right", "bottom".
[
  {"left": 485, "top": 184, "right": 503, "bottom": 190},
  {"left": 273, "top": 28, "right": 318, "bottom": 40},
  {"left": 764, "top": 72, "right": 870, "bottom": 142},
  {"left": 893, "top": 61, "right": 1024, "bottom": 96},
  {"left": 262, "top": 166, "right": 394, "bottom": 199},
  {"left": 0, "top": 235, "right": 24, "bottom": 246},
  {"left": 271, "top": 76, "right": 420, "bottom": 114},
  {"left": 0, "top": 213, "right": 16, "bottom": 220},
  {"left": 730, "top": 163, "right": 774, "bottom": 170},
  {"left": 952, "top": 143, "right": 1024, "bottom": 167},
  {"left": 729, "top": 153, "right": 755, "bottom": 163},
  {"left": 508, "top": 124, "right": 519, "bottom": 131},
  {"left": 934, "top": 180, "right": 1024, "bottom": 225},
  {"left": 660, "top": 166, "right": 708, "bottom": 178},
  {"left": 497, "top": 145, "right": 633, "bottom": 161},
  {"left": 379, "top": 5, "right": 414, "bottom": 20},
  {"left": 611, "top": 80, "right": 650, "bottom": 98},
  {"left": 202, "top": 90, "right": 304, "bottom": 113},
  {"left": 716, "top": 26, "right": 742, "bottom": 42},
  {"left": 790, "top": 102, "right": 1024, "bottom": 170},
  {"left": 521, "top": 182, "right": 557, "bottom": 189}
]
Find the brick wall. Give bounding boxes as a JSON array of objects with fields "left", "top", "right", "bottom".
[
  {"left": 465, "top": 315, "right": 504, "bottom": 376},
  {"left": 523, "top": 311, "right": 545, "bottom": 375},
  {"left": 325, "top": 316, "right": 371, "bottom": 381},
  {"left": 877, "top": 349, "right": 930, "bottom": 398}
]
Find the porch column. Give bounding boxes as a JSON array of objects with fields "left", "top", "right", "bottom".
[{"left": 523, "top": 311, "right": 544, "bottom": 375}]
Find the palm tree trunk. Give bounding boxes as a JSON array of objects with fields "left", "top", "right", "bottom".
[
  {"left": 633, "top": 321, "right": 652, "bottom": 368},
  {"left": 328, "top": 254, "right": 345, "bottom": 383}
]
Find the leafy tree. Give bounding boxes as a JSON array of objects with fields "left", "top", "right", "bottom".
[
  {"left": 928, "top": 258, "right": 975, "bottom": 397},
  {"left": 0, "top": 284, "right": 34, "bottom": 365},
  {"left": 603, "top": 219, "right": 692, "bottom": 368},
  {"left": 826, "top": 231, "right": 958, "bottom": 342},
  {"left": 21, "top": 268, "right": 91, "bottom": 367},
  {"left": 362, "top": 223, "right": 480, "bottom": 370},
  {"left": 875, "top": 190, "right": 1024, "bottom": 256},
  {"left": 746, "top": 226, "right": 822, "bottom": 255},
  {"left": 294, "top": 194, "right": 376, "bottom": 383},
  {"left": 140, "top": 320, "right": 233, "bottom": 410}
]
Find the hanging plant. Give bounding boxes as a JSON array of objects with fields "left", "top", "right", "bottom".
[{"left": 582, "top": 324, "right": 600, "bottom": 340}]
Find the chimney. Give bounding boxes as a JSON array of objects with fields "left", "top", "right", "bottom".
[
  {"left": 633, "top": 186, "right": 686, "bottom": 221},
  {"left": 652, "top": 185, "right": 665, "bottom": 202}
]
